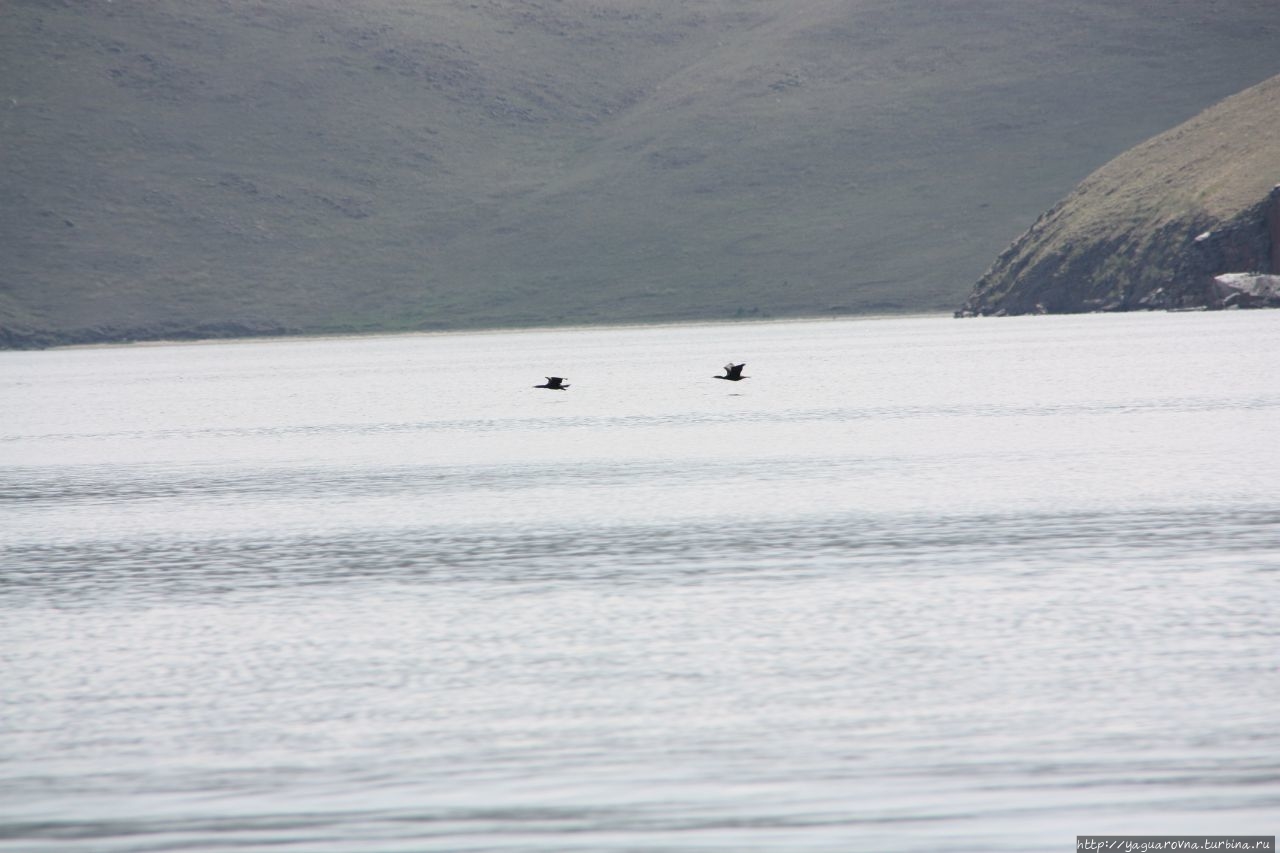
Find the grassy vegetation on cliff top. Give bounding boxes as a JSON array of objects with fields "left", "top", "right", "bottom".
[{"left": 3, "top": 0, "right": 1280, "bottom": 344}]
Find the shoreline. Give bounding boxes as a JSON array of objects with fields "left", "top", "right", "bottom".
[{"left": 12, "top": 312, "right": 949, "bottom": 353}]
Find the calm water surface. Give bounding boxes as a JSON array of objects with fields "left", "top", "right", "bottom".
[{"left": 2, "top": 313, "right": 1278, "bottom": 851}]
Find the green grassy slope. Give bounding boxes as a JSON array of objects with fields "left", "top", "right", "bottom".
[
  {"left": 959, "top": 73, "right": 1280, "bottom": 315},
  {"left": 3, "top": 0, "right": 1280, "bottom": 345}
]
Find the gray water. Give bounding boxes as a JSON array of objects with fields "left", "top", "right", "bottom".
[{"left": 2, "top": 313, "right": 1277, "bottom": 852}]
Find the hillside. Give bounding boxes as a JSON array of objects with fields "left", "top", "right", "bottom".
[
  {"left": 958, "top": 74, "right": 1280, "bottom": 316},
  {"left": 4, "top": 0, "right": 1280, "bottom": 347}
]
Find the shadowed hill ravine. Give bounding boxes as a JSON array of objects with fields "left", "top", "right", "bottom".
[{"left": 3, "top": 0, "right": 1280, "bottom": 347}]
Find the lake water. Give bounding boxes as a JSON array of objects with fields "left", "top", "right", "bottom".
[{"left": 1, "top": 313, "right": 1277, "bottom": 852}]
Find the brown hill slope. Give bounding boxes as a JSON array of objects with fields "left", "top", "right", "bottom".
[
  {"left": 3, "top": 0, "right": 1280, "bottom": 346},
  {"left": 958, "top": 74, "right": 1280, "bottom": 316}
]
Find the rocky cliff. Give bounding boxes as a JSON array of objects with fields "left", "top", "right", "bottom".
[{"left": 958, "top": 74, "right": 1280, "bottom": 316}]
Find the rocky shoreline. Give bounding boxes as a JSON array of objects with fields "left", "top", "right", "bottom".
[
  {"left": 0, "top": 321, "right": 296, "bottom": 351},
  {"left": 957, "top": 75, "right": 1280, "bottom": 318},
  {"left": 958, "top": 184, "right": 1280, "bottom": 317}
]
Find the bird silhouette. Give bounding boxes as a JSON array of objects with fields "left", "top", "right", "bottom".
[
  {"left": 714, "top": 362, "right": 747, "bottom": 381},
  {"left": 534, "top": 376, "right": 570, "bottom": 390}
]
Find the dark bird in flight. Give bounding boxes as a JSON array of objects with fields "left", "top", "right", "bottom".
[
  {"left": 714, "top": 362, "right": 748, "bottom": 381},
  {"left": 535, "top": 376, "right": 570, "bottom": 390}
]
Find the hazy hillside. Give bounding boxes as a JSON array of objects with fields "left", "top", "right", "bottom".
[
  {"left": 959, "top": 73, "right": 1280, "bottom": 316},
  {"left": 4, "top": 0, "right": 1280, "bottom": 346}
]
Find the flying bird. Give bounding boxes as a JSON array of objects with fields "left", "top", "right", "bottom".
[
  {"left": 534, "top": 376, "right": 570, "bottom": 390},
  {"left": 714, "top": 362, "right": 748, "bottom": 381}
]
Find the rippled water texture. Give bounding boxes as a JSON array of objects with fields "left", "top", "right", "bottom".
[{"left": 2, "top": 313, "right": 1278, "bottom": 852}]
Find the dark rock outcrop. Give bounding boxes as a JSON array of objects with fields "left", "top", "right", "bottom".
[{"left": 959, "top": 74, "right": 1280, "bottom": 317}]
